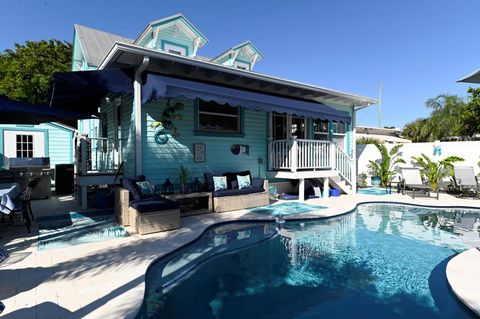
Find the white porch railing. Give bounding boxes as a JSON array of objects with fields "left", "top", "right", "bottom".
[
  {"left": 269, "top": 137, "right": 331, "bottom": 172},
  {"left": 77, "top": 135, "right": 123, "bottom": 175},
  {"left": 334, "top": 144, "right": 354, "bottom": 184},
  {"left": 268, "top": 137, "right": 354, "bottom": 185}
]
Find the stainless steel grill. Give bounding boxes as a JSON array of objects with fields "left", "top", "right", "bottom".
[{"left": 4, "top": 157, "right": 52, "bottom": 199}]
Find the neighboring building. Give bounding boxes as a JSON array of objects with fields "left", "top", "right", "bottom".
[
  {"left": 56, "top": 13, "right": 377, "bottom": 203},
  {"left": 356, "top": 126, "right": 412, "bottom": 144},
  {"left": 0, "top": 122, "right": 75, "bottom": 168}
]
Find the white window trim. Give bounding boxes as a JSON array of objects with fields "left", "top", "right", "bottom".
[
  {"left": 164, "top": 43, "right": 187, "bottom": 56},
  {"left": 233, "top": 61, "right": 250, "bottom": 71}
]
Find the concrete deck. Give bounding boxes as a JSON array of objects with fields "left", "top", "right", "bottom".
[
  {"left": 1, "top": 192, "right": 479, "bottom": 319},
  {"left": 446, "top": 248, "right": 480, "bottom": 316}
]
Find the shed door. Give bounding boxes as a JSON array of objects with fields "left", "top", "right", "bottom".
[{"left": 4, "top": 130, "right": 45, "bottom": 158}]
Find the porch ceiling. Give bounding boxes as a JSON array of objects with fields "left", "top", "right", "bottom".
[{"left": 99, "top": 43, "right": 378, "bottom": 109}]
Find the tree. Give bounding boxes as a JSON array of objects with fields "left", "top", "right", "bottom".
[
  {"left": 411, "top": 153, "right": 464, "bottom": 191},
  {"left": 402, "top": 94, "right": 466, "bottom": 142},
  {"left": 459, "top": 87, "right": 480, "bottom": 136},
  {"left": 0, "top": 40, "right": 72, "bottom": 105},
  {"left": 368, "top": 143, "right": 406, "bottom": 187}
]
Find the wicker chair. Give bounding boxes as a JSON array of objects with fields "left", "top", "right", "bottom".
[
  {"left": 213, "top": 179, "right": 270, "bottom": 213},
  {"left": 115, "top": 188, "right": 181, "bottom": 235}
]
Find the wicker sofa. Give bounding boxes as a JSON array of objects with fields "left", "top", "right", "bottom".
[
  {"left": 115, "top": 176, "right": 181, "bottom": 235},
  {"left": 204, "top": 171, "right": 270, "bottom": 213}
]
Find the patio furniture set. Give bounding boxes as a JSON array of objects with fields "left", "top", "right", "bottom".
[
  {"left": 115, "top": 170, "right": 269, "bottom": 235},
  {"left": 397, "top": 166, "right": 480, "bottom": 200}
]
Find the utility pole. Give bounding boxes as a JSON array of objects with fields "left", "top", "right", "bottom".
[{"left": 378, "top": 82, "right": 383, "bottom": 128}]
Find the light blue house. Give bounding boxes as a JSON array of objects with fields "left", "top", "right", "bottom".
[
  {"left": 64, "top": 13, "right": 377, "bottom": 202},
  {"left": 0, "top": 122, "right": 75, "bottom": 168}
]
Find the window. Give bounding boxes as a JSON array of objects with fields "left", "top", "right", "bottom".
[
  {"left": 313, "top": 120, "right": 329, "bottom": 141},
  {"left": 291, "top": 116, "right": 306, "bottom": 139},
  {"left": 233, "top": 61, "right": 250, "bottom": 71},
  {"left": 163, "top": 43, "right": 187, "bottom": 56},
  {"left": 272, "top": 113, "right": 287, "bottom": 140},
  {"left": 16, "top": 134, "right": 34, "bottom": 158},
  {"left": 197, "top": 100, "right": 241, "bottom": 133},
  {"left": 332, "top": 122, "right": 347, "bottom": 135}
]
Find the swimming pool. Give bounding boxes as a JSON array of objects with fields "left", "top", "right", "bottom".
[{"left": 136, "top": 203, "right": 480, "bottom": 318}]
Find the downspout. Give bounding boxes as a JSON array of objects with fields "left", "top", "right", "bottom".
[{"left": 134, "top": 56, "right": 150, "bottom": 176}]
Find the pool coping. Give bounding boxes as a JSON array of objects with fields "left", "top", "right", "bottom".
[{"left": 131, "top": 198, "right": 480, "bottom": 319}]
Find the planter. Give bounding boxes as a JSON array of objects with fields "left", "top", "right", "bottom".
[{"left": 371, "top": 176, "right": 382, "bottom": 187}]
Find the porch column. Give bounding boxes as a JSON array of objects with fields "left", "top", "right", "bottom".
[
  {"left": 298, "top": 178, "right": 305, "bottom": 201},
  {"left": 351, "top": 107, "right": 357, "bottom": 193},
  {"left": 323, "top": 177, "right": 330, "bottom": 199},
  {"left": 134, "top": 57, "right": 149, "bottom": 176}
]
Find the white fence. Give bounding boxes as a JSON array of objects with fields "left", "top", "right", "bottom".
[{"left": 357, "top": 141, "right": 480, "bottom": 187}]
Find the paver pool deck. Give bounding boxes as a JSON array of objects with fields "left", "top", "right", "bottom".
[{"left": 1, "top": 192, "right": 479, "bottom": 319}]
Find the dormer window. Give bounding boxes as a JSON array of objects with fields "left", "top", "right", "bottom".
[
  {"left": 164, "top": 43, "right": 186, "bottom": 56},
  {"left": 234, "top": 61, "right": 250, "bottom": 71}
]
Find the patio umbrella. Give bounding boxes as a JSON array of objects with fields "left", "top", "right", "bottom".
[{"left": 0, "top": 97, "right": 94, "bottom": 124}]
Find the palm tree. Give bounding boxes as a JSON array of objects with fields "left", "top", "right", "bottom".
[
  {"left": 411, "top": 153, "right": 464, "bottom": 191},
  {"left": 368, "top": 143, "right": 406, "bottom": 187}
]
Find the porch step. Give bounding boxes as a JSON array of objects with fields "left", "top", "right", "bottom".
[{"left": 330, "top": 174, "right": 354, "bottom": 195}]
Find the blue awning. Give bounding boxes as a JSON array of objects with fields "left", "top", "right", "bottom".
[
  {"left": 142, "top": 74, "right": 351, "bottom": 123},
  {"left": 0, "top": 97, "right": 93, "bottom": 124},
  {"left": 49, "top": 69, "right": 134, "bottom": 115}
]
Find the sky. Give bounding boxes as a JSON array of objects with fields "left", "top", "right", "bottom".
[{"left": 0, "top": 0, "right": 479, "bottom": 128}]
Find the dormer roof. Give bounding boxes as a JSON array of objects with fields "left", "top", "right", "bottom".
[
  {"left": 134, "top": 13, "right": 208, "bottom": 50},
  {"left": 74, "top": 24, "right": 133, "bottom": 67},
  {"left": 211, "top": 41, "right": 264, "bottom": 64}
]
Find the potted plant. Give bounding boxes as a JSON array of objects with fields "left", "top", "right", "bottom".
[
  {"left": 411, "top": 153, "right": 464, "bottom": 191},
  {"left": 368, "top": 143, "right": 406, "bottom": 187},
  {"left": 178, "top": 164, "right": 190, "bottom": 194},
  {"left": 358, "top": 172, "right": 368, "bottom": 188}
]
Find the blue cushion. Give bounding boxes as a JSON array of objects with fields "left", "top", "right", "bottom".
[
  {"left": 130, "top": 196, "right": 179, "bottom": 213},
  {"left": 224, "top": 170, "right": 251, "bottom": 189},
  {"left": 252, "top": 178, "right": 265, "bottom": 188},
  {"left": 213, "top": 186, "right": 264, "bottom": 198},
  {"left": 122, "top": 175, "right": 146, "bottom": 200},
  {"left": 204, "top": 172, "right": 224, "bottom": 191}
]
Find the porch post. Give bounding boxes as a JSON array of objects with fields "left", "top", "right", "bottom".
[
  {"left": 351, "top": 108, "right": 357, "bottom": 193},
  {"left": 134, "top": 57, "right": 149, "bottom": 176},
  {"left": 291, "top": 136, "right": 298, "bottom": 172},
  {"left": 323, "top": 177, "right": 330, "bottom": 199},
  {"left": 298, "top": 178, "right": 305, "bottom": 201}
]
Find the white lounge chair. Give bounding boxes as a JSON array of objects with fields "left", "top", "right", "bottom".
[
  {"left": 400, "top": 167, "right": 438, "bottom": 200},
  {"left": 454, "top": 166, "right": 479, "bottom": 198}
]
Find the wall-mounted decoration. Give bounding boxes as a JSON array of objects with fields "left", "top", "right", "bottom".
[
  {"left": 150, "top": 99, "right": 184, "bottom": 145},
  {"left": 151, "top": 122, "right": 169, "bottom": 145},
  {"left": 231, "top": 144, "right": 249, "bottom": 155},
  {"left": 194, "top": 143, "right": 206, "bottom": 162}
]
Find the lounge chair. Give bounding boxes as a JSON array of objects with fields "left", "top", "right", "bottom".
[
  {"left": 454, "top": 166, "right": 479, "bottom": 198},
  {"left": 400, "top": 167, "right": 438, "bottom": 200}
]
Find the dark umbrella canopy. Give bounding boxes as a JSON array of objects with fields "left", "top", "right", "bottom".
[{"left": 0, "top": 97, "right": 94, "bottom": 124}]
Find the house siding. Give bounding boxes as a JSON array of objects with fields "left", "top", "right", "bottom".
[
  {"left": 141, "top": 98, "right": 268, "bottom": 186},
  {"left": 156, "top": 25, "right": 195, "bottom": 56},
  {"left": 0, "top": 123, "right": 74, "bottom": 168}
]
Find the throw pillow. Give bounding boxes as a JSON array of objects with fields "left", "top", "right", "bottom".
[
  {"left": 213, "top": 176, "right": 228, "bottom": 191},
  {"left": 136, "top": 181, "right": 155, "bottom": 198},
  {"left": 237, "top": 174, "right": 251, "bottom": 189},
  {"left": 225, "top": 170, "right": 251, "bottom": 189}
]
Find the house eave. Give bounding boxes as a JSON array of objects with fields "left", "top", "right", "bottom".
[{"left": 99, "top": 42, "right": 378, "bottom": 108}]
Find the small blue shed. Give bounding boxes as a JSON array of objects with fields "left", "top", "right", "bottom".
[{"left": 0, "top": 122, "right": 75, "bottom": 168}]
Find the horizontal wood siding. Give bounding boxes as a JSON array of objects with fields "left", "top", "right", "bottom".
[
  {"left": 141, "top": 98, "right": 268, "bottom": 186},
  {"left": 156, "top": 25, "right": 195, "bottom": 56},
  {"left": 121, "top": 94, "right": 136, "bottom": 176}
]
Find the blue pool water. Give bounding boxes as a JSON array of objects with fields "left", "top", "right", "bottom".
[
  {"left": 249, "top": 202, "right": 326, "bottom": 216},
  {"left": 136, "top": 204, "right": 480, "bottom": 318},
  {"left": 357, "top": 187, "right": 389, "bottom": 195}
]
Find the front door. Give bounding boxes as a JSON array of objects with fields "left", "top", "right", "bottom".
[{"left": 271, "top": 113, "right": 307, "bottom": 140}]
